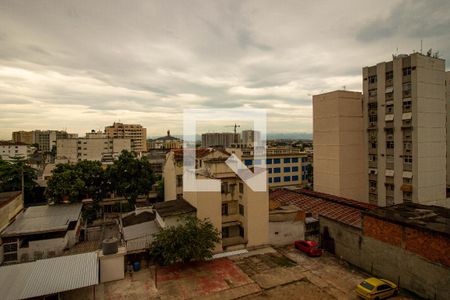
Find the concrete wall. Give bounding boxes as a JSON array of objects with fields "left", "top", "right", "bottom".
[
  {"left": 313, "top": 90, "right": 366, "bottom": 202},
  {"left": 446, "top": 71, "right": 450, "bottom": 188},
  {"left": 0, "top": 193, "right": 23, "bottom": 232},
  {"left": 18, "top": 235, "right": 68, "bottom": 262},
  {"left": 99, "top": 247, "right": 126, "bottom": 283},
  {"left": 319, "top": 216, "right": 450, "bottom": 300},
  {"left": 269, "top": 220, "right": 304, "bottom": 246}
]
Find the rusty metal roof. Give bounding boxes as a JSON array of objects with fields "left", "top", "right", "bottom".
[{"left": 270, "top": 189, "right": 376, "bottom": 228}]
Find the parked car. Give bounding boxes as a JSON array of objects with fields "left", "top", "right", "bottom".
[
  {"left": 355, "top": 277, "right": 398, "bottom": 299},
  {"left": 294, "top": 240, "right": 322, "bottom": 256}
]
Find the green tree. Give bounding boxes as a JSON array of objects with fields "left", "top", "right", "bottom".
[
  {"left": 107, "top": 150, "right": 155, "bottom": 206},
  {"left": 156, "top": 177, "right": 164, "bottom": 201},
  {"left": 0, "top": 157, "right": 37, "bottom": 201},
  {"left": 149, "top": 216, "right": 220, "bottom": 265},
  {"left": 45, "top": 161, "right": 108, "bottom": 203}
]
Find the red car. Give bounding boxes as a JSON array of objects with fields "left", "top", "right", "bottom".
[{"left": 294, "top": 240, "right": 322, "bottom": 257}]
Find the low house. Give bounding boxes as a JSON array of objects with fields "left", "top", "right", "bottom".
[
  {"left": 121, "top": 211, "right": 159, "bottom": 253},
  {"left": 153, "top": 199, "right": 197, "bottom": 228},
  {"left": 268, "top": 200, "right": 304, "bottom": 246},
  {"left": 1, "top": 203, "right": 83, "bottom": 264},
  {"left": 0, "top": 252, "right": 98, "bottom": 300}
]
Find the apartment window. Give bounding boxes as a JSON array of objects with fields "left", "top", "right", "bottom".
[
  {"left": 386, "top": 141, "right": 394, "bottom": 149},
  {"left": 273, "top": 158, "right": 281, "bottom": 164},
  {"left": 284, "top": 167, "right": 291, "bottom": 172},
  {"left": 239, "top": 226, "right": 244, "bottom": 237},
  {"left": 222, "top": 204, "right": 228, "bottom": 216},
  {"left": 176, "top": 175, "right": 183, "bottom": 187},
  {"left": 292, "top": 166, "right": 299, "bottom": 172},
  {"left": 386, "top": 104, "right": 394, "bottom": 114},
  {"left": 222, "top": 227, "right": 229, "bottom": 238},
  {"left": 402, "top": 82, "right": 412, "bottom": 91},
  {"left": 274, "top": 177, "right": 281, "bottom": 183},
  {"left": 268, "top": 178, "right": 272, "bottom": 184},
  {"left": 385, "top": 71, "right": 393, "bottom": 80},
  {"left": 368, "top": 102, "right": 377, "bottom": 110},
  {"left": 292, "top": 175, "right": 299, "bottom": 181},
  {"left": 368, "top": 75, "right": 377, "bottom": 84},
  {"left": 403, "top": 67, "right": 412, "bottom": 76},
  {"left": 221, "top": 182, "right": 229, "bottom": 194},
  {"left": 284, "top": 176, "right": 291, "bottom": 182},
  {"left": 403, "top": 178, "right": 412, "bottom": 184},
  {"left": 369, "top": 115, "right": 377, "bottom": 124},
  {"left": 404, "top": 155, "right": 413, "bottom": 163},
  {"left": 403, "top": 142, "right": 412, "bottom": 152},
  {"left": 292, "top": 158, "right": 298, "bottom": 163},
  {"left": 368, "top": 89, "right": 377, "bottom": 97},
  {"left": 266, "top": 159, "right": 272, "bottom": 164},
  {"left": 370, "top": 142, "right": 377, "bottom": 149},
  {"left": 369, "top": 155, "right": 377, "bottom": 162},
  {"left": 284, "top": 158, "right": 291, "bottom": 163},
  {"left": 268, "top": 168, "right": 272, "bottom": 174},
  {"left": 239, "top": 182, "right": 244, "bottom": 194},
  {"left": 254, "top": 159, "right": 261, "bottom": 165},
  {"left": 369, "top": 180, "right": 377, "bottom": 188},
  {"left": 239, "top": 204, "right": 244, "bottom": 215},
  {"left": 403, "top": 99, "right": 412, "bottom": 111},
  {"left": 274, "top": 168, "right": 281, "bottom": 173},
  {"left": 386, "top": 128, "right": 394, "bottom": 139},
  {"left": 244, "top": 159, "right": 252, "bottom": 166}
]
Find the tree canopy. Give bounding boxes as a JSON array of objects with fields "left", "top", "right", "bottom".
[
  {"left": 45, "top": 160, "right": 107, "bottom": 203},
  {"left": 0, "top": 157, "right": 37, "bottom": 201},
  {"left": 149, "top": 216, "right": 220, "bottom": 265},
  {"left": 107, "top": 150, "right": 155, "bottom": 206}
]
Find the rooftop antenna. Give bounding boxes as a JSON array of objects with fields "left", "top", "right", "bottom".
[{"left": 420, "top": 39, "right": 423, "bottom": 54}]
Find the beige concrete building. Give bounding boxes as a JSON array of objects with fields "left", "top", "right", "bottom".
[
  {"left": 0, "top": 141, "right": 34, "bottom": 161},
  {"left": 312, "top": 90, "right": 366, "bottom": 202},
  {"left": 227, "top": 146, "right": 311, "bottom": 189},
  {"left": 446, "top": 71, "right": 450, "bottom": 189},
  {"left": 56, "top": 137, "right": 131, "bottom": 163},
  {"left": 163, "top": 148, "right": 269, "bottom": 252},
  {"left": 105, "top": 122, "right": 147, "bottom": 153},
  {"left": 363, "top": 53, "right": 447, "bottom": 207},
  {"left": 12, "top": 130, "right": 78, "bottom": 152},
  {"left": 201, "top": 132, "right": 239, "bottom": 148}
]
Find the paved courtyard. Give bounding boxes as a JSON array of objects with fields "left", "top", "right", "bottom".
[{"left": 93, "top": 246, "right": 416, "bottom": 299}]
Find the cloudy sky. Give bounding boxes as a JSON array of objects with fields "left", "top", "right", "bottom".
[{"left": 1, "top": 0, "right": 449, "bottom": 139}]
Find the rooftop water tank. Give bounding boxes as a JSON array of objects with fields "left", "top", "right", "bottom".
[{"left": 102, "top": 237, "right": 118, "bottom": 255}]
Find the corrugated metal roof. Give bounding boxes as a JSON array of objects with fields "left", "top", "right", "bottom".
[
  {"left": 0, "top": 252, "right": 98, "bottom": 300},
  {"left": 123, "top": 221, "right": 159, "bottom": 241},
  {"left": 1, "top": 203, "right": 82, "bottom": 237}
]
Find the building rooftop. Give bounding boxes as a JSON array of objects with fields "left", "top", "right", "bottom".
[
  {"left": 0, "top": 252, "right": 98, "bottom": 300},
  {"left": 1, "top": 203, "right": 82, "bottom": 237},
  {"left": 0, "top": 191, "right": 21, "bottom": 209},
  {"left": 123, "top": 220, "right": 160, "bottom": 241},
  {"left": 122, "top": 211, "right": 156, "bottom": 227},
  {"left": 154, "top": 199, "right": 196, "bottom": 218},
  {"left": 270, "top": 189, "right": 377, "bottom": 228},
  {"left": 172, "top": 148, "right": 229, "bottom": 162},
  {"left": 363, "top": 203, "right": 450, "bottom": 237}
]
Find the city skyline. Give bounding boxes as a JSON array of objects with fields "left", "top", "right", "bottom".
[{"left": 1, "top": 0, "right": 450, "bottom": 139}]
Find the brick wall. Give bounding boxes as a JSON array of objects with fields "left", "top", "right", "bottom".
[
  {"left": 363, "top": 215, "right": 450, "bottom": 267},
  {"left": 363, "top": 215, "right": 403, "bottom": 246},
  {"left": 405, "top": 227, "right": 450, "bottom": 267}
]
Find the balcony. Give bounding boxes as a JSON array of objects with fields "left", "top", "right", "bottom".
[
  {"left": 222, "top": 236, "right": 246, "bottom": 248},
  {"left": 386, "top": 148, "right": 394, "bottom": 155},
  {"left": 386, "top": 162, "right": 394, "bottom": 170},
  {"left": 369, "top": 173, "right": 377, "bottom": 181},
  {"left": 369, "top": 161, "right": 377, "bottom": 168},
  {"left": 401, "top": 184, "right": 413, "bottom": 192},
  {"left": 403, "top": 163, "right": 412, "bottom": 171}
]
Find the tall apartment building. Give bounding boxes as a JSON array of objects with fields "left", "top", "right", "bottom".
[
  {"left": 163, "top": 149, "right": 269, "bottom": 251},
  {"left": 363, "top": 53, "right": 447, "bottom": 207},
  {"left": 56, "top": 137, "right": 131, "bottom": 163},
  {"left": 12, "top": 130, "right": 78, "bottom": 152},
  {"left": 227, "top": 146, "right": 311, "bottom": 189},
  {"left": 312, "top": 91, "right": 366, "bottom": 202},
  {"left": 105, "top": 122, "right": 147, "bottom": 153},
  {"left": 446, "top": 71, "right": 450, "bottom": 189},
  {"left": 241, "top": 130, "right": 261, "bottom": 146},
  {"left": 201, "top": 132, "right": 239, "bottom": 148}
]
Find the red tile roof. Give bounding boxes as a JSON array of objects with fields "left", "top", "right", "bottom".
[{"left": 270, "top": 189, "right": 377, "bottom": 228}]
